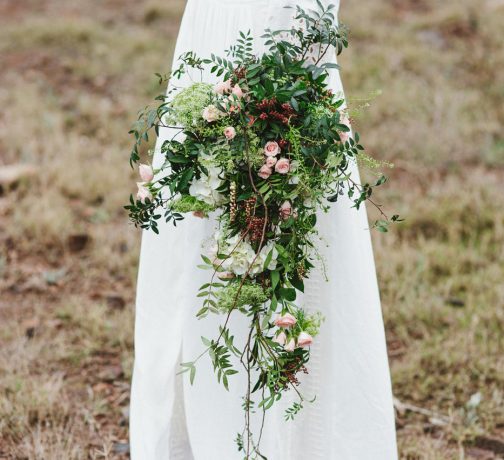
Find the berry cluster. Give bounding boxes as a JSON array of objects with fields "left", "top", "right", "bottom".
[
  {"left": 248, "top": 216, "right": 267, "bottom": 243},
  {"left": 278, "top": 139, "right": 290, "bottom": 150},
  {"left": 275, "top": 357, "right": 309, "bottom": 391},
  {"left": 255, "top": 99, "right": 296, "bottom": 125},
  {"left": 233, "top": 66, "right": 247, "bottom": 81},
  {"left": 239, "top": 197, "right": 269, "bottom": 243}
]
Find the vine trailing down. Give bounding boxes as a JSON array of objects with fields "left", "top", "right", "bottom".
[{"left": 126, "top": 2, "right": 400, "bottom": 458}]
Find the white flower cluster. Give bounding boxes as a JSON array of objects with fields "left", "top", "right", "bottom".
[
  {"left": 189, "top": 165, "right": 225, "bottom": 206},
  {"left": 209, "top": 233, "right": 278, "bottom": 276}
]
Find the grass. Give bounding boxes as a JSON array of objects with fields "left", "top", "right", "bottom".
[{"left": 0, "top": 0, "right": 503, "bottom": 458}]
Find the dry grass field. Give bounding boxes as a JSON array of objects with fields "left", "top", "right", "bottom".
[{"left": 0, "top": 0, "right": 503, "bottom": 458}]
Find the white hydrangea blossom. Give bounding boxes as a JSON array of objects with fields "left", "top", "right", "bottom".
[
  {"left": 189, "top": 162, "right": 225, "bottom": 206},
  {"left": 250, "top": 240, "right": 278, "bottom": 275},
  {"left": 208, "top": 233, "right": 278, "bottom": 277}
]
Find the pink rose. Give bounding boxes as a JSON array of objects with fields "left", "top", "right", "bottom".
[
  {"left": 275, "top": 158, "right": 290, "bottom": 175},
  {"left": 136, "top": 182, "right": 152, "bottom": 203},
  {"left": 274, "top": 313, "right": 297, "bottom": 328},
  {"left": 258, "top": 164, "right": 272, "bottom": 180},
  {"left": 139, "top": 163, "right": 154, "bottom": 182},
  {"left": 232, "top": 85, "right": 244, "bottom": 98},
  {"left": 339, "top": 130, "right": 350, "bottom": 143},
  {"left": 264, "top": 141, "right": 281, "bottom": 157},
  {"left": 214, "top": 80, "right": 232, "bottom": 94},
  {"left": 339, "top": 114, "right": 351, "bottom": 143},
  {"left": 224, "top": 126, "right": 236, "bottom": 140},
  {"left": 279, "top": 201, "right": 292, "bottom": 220},
  {"left": 297, "top": 332, "right": 313, "bottom": 348},
  {"left": 202, "top": 105, "right": 221, "bottom": 122},
  {"left": 284, "top": 338, "right": 296, "bottom": 352},
  {"left": 273, "top": 331, "right": 287, "bottom": 346},
  {"left": 265, "top": 156, "right": 277, "bottom": 168}
]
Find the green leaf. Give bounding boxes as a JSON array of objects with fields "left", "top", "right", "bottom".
[
  {"left": 290, "top": 275, "right": 305, "bottom": 293},
  {"left": 263, "top": 249, "right": 274, "bottom": 270},
  {"left": 270, "top": 294, "right": 278, "bottom": 312},
  {"left": 271, "top": 270, "right": 280, "bottom": 290},
  {"left": 290, "top": 97, "right": 299, "bottom": 111},
  {"left": 200, "top": 254, "right": 213, "bottom": 265},
  {"left": 279, "top": 287, "right": 296, "bottom": 301}
]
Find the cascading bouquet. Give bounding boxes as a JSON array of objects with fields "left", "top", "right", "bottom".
[{"left": 126, "top": 2, "right": 399, "bottom": 458}]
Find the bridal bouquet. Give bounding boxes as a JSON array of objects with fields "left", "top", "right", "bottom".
[{"left": 127, "top": 2, "right": 398, "bottom": 457}]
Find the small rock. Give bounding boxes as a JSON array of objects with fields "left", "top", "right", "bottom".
[
  {"left": 121, "top": 405, "right": 130, "bottom": 421},
  {"left": 113, "top": 443, "right": 130, "bottom": 454},
  {"left": 92, "top": 382, "right": 110, "bottom": 393},
  {"left": 21, "top": 318, "right": 40, "bottom": 339},
  {"left": 43, "top": 269, "right": 67, "bottom": 286},
  {"left": 21, "top": 276, "right": 48, "bottom": 293},
  {"left": 445, "top": 297, "right": 465, "bottom": 308},
  {"left": 67, "top": 234, "right": 90, "bottom": 252},
  {"left": 106, "top": 295, "right": 125, "bottom": 310},
  {"left": 416, "top": 29, "right": 445, "bottom": 48},
  {"left": 99, "top": 365, "right": 124, "bottom": 382},
  {"left": 475, "top": 436, "right": 504, "bottom": 455},
  {"left": 465, "top": 447, "right": 496, "bottom": 459}
]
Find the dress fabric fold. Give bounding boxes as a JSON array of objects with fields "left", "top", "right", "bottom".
[{"left": 130, "top": 1, "right": 398, "bottom": 459}]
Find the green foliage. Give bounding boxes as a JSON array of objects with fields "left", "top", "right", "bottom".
[
  {"left": 285, "top": 401, "right": 304, "bottom": 421},
  {"left": 294, "top": 310, "right": 324, "bottom": 337},
  {"left": 217, "top": 281, "right": 269, "bottom": 313},
  {"left": 170, "top": 195, "right": 216, "bottom": 214}
]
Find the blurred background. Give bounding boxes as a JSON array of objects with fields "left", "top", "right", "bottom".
[{"left": 0, "top": 0, "right": 503, "bottom": 458}]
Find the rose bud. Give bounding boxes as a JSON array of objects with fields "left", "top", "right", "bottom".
[
  {"left": 258, "top": 164, "right": 272, "bottom": 179},
  {"left": 284, "top": 338, "right": 296, "bottom": 352},
  {"left": 232, "top": 85, "right": 244, "bottom": 98},
  {"left": 214, "top": 79, "right": 232, "bottom": 94},
  {"left": 136, "top": 182, "right": 152, "bottom": 203},
  {"left": 339, "top": 114, "right": 351, "bottom": 143},
  {"left": 275, "top": 158, "right": 290, "bottom": 174},
  {"left": 139, "top": 163, "right": 154, "bottom": 182},
  {"left": 274, "top": 313, "right": 297, "bottom": 328},
  {"left": 297, "top": 331, "right": 313, "bottom": 348},
  {"left": 339, "top": 130, "right": 350, "bottom": 143},
  {"left": 279, "top": 201, "right": 292, "bottom": 220},
  {"left": 264, "top": 141, "right": 280, "bottom": 157},
  {"left": 224, "top": 126, "right": 236, "bottom": 140},
  {"left": 273, "top": 331, "right": 287, "bottom": 346}
]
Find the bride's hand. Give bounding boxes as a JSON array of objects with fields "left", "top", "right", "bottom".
[{"left": 192, "top": 211, "right": 205, "bottom": 218}]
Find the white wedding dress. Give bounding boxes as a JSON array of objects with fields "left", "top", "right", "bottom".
[{"left": 130, "top": 1, "right": 398, "bottom": 459}]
